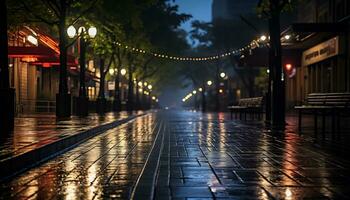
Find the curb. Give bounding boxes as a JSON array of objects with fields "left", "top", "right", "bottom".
[{"left": 0, "top": 113, "right": 147, "bottom": 181}]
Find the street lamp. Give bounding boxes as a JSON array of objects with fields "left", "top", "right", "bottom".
[
  {"left": 148, "top": 85, "right": 153, "bottom": 90},
  {"left": 192, "top": 90, "right": 197, "bottom": 94},
  {"left": 207, "top": 80, "right": 213, "bottom": 86},
  {"left": 67, "top": 25, "right": 97, "bottom": 116},
  {"left": 121, "top": 68, "right": 127, "bottom": 76},
  {"left": 198, "top": 88, "right": 203, "bottom": 92},
  {"left": 260, "top": 35, "right": 267, "bottom": 41},
  {"left": 220, "top": 72, "right": 226, "bottom": 79},
  {"left": 109, "top": 68, "right": 115, "bottom": 75}
]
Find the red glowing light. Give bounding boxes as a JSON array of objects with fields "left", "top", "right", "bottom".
[{"left": 285, "top": 64, "right": 292, "bottom": 71}]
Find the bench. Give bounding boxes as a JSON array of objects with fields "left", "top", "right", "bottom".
[
  {"left": 295, "top": 93, "right": 350, "bottom": 139},
  {"left": 228, "top": 97, "right": 264, "bottom": 120}
]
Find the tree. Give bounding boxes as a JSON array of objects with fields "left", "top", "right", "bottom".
[
  {"left": 257, "top": 0, "right": 294, "bottom": 128},
  {"left": 0, "top": 0, "right": 15, "bottom": 131}
]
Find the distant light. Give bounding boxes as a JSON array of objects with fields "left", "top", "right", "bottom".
[
  {"left": 207, "top": 80, "right": 213, "bottom": 86},
  {"left": 219, "top": 89, "right": 223, "bottom": 93},
  {"left": 152, "top": 96, "right": 156, "bottom": 100},
  {"left": 148, "top": 85, "right": 152, "bottom": 90},
  {"left": 285, "top": 64, "right": 292, "bottom": 71},
  {"left": 27, "top": 35, "right": 38, "bottom": 46},
  {"left": 220, "top": 72, "right": 226, "bottom": 78},
  {"left": 284, "top": 34, "right": 291, "bottom": 40},
  {"left": 182, "top": 99, "right": 186, "bottom": 102},
  {"left": 121, "top": 68, "right": 127, "bottom": 76},
  {"left": 138, "top": 81, "right": 143, "bottom": 87},
  {"left": 260, "top": 35, "right": 267, "bottom": 41},
  {"left": 192, "top": 90, "right": 197, "bottom": 94},
  {"left": 267, "top": 69, "right": 270, "bottom": 74},
  {"left": 165, "top": 107, "right": 169, "bottom": 110},
  {"left": 138, "top": 88, "right": 143, "bottom": 92},
  {"left": 198, "top": 88, "right": 203, "bottom": 92},
  {"left": 67, "top": 25, "right": 76, "bottom": 38},
  {"left": 156, "top": 99, "right": 159, "bottom": 102},
  {"left": 88, "top": 26, "right": 97, "bottom": 38},
  {"left": 109, "top": 68, "right": 115, "bottom": 75},
  {"left": 144, "top": 82, "right": 148, "bottom": 86}
]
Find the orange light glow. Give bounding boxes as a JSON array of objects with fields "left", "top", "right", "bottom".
[
  {"left": 285, "top": 64, "right": 292, "bottom": 71},
  {"left": 21, "top": 57, "right": 38, "bottom": 62}
]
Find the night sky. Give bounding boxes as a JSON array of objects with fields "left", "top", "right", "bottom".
[{"left": 174, "top": 0, "right": 213, "bottom": 32}]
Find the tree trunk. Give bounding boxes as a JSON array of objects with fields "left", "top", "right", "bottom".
[
  {"left": 202, "top": 83, "right": 206, "bottom": 112},
  {"left": 113, "top": 64, "right": 121, "bottom": 111},
  {"left": 270, "top": 1, "right": 285, "bottom": 128},
  {"left": 0, "top": 0, "right": 9, "bottom": 89},
  {"left": 0, "top": 0, "right": 15, "bottom": 131},
  {"left": 215, "top": 66, "right": 220, "bottom": 111},
  {"left": 98, "top": 58, "right": 105, "bottom": 99},
  {"left": 56, "top": 0, "right": 71, "bottom": 118},
  {"left": 126, "top": 66, "right": 134, "bottom": 111}
]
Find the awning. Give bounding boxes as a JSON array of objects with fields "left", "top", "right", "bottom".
[
  {"left": 239, "top": 48, "right": 302, "bottom": 67},
  {"left": 8, "top": 46, "right": 78, "bottom": 67}
]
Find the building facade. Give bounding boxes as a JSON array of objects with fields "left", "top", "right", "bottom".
[{"left": 285, "top": 0, "right": 350, "bottom": 108}]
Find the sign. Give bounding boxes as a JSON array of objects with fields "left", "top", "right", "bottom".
[
  {"left": 302, "top": 36, "right": 339, "bottom": 66},
  {"left": 108, "top": 81, "right": 115, "bottom": 90}
]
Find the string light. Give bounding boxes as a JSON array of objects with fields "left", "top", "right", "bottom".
[{"left": 113, "top": 35, "right": 268, "bottom": 62}]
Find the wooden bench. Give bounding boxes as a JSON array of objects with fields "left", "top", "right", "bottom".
[
  {"left": 228, "top": 97, "right": 264, "bottom": 120},
  {"left": 295, "top": 93, "right": 350, "bottom": 139}
]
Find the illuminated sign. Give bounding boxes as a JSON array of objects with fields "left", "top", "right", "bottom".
[{"left": 302, "top": 36, "right": 339, "bottom": 66}]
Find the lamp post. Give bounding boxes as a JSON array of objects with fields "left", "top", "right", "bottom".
[{"left": 67, "top": 25, "right": 97, "bottom": 116}]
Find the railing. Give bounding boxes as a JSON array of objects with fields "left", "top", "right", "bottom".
[{"left": 17, "top": 99, "right": 56, "bottom": 114}]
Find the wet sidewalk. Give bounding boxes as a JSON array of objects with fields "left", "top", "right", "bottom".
[
  {"left": 0, "top": 111, "right": 144, "bottom": 178},
  {"left": 0, "top": 112, "right": 144, "bottom": 161},
  {"left": 1, "top": 111, "right": 350, "bottom": 199}
]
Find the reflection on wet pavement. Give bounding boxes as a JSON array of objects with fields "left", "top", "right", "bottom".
[
  {"left": 1, "top": 111, "right": 350, "bottom": 199},
  {"left": 0, "top": 113, "right": 157, "bottom": 199},
  {"left": 155, "top": 111, "right": 350, "bottom": 199},
  {"left": 0, "top": 111, "right": 143, "bottom": 162}
]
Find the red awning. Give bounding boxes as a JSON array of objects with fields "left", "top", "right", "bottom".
[
  {"left": 8, "top": 46, "right": 77, "bottom": 67},
  {"left": 8, "top": 46, "right": 56, "bottom": 58}
]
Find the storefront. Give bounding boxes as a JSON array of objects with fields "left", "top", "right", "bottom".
[{"left": 8, "top": 26, "right": 99, "bottom": 114}]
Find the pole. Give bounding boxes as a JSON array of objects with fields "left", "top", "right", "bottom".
[
  {"left": 79, "top": 37, "right": 86, "bottom": 98},
  {"left": 76, "top": 35, "right": 88, "bottom": 116}
]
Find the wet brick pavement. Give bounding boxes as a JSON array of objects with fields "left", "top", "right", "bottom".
[
  {"left": 1, "top": 111, "right": 350, "bottom": 199},
  {"left": 0, "top": 111, "right": 143, "bottom": 162}
]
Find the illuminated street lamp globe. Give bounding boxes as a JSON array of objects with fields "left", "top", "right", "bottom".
[
  {"left": 120, "top": 68, "right": 127, "bottom": 76},
  {"left": 220, "top": 72, "right": 226, "bottom": 78},
  {"left": 109, "top": 68, "right": 115, "bottom": 75},
  {"left": 67, "top": 25, "right": 76, "bottom": 38},
  {"left": 148, "top": 85, "right": 153, "bottom": 90},
  {"left": 152, "top": 96, "right": 156, "bottom": 100},
  {"left": 198, "top": 88, "right": 203, "bottom": 92},
  {"left": 67, "top": 25, "right": 97, "bottom": 38},
  {"left": 144, "top": 82, "right": 148, "bottom": 86},
  {"left": 192, "top": 90, "right": 197, "bottom": 94},
  {"left": 88, "top": 26, "right": 97, "bottom": 38},
  {"left": 138, "top": 81, "right": 143, "bottom": 87},
  {"left": 207, "top": 80, "right": 213, "bottom": 86}
]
